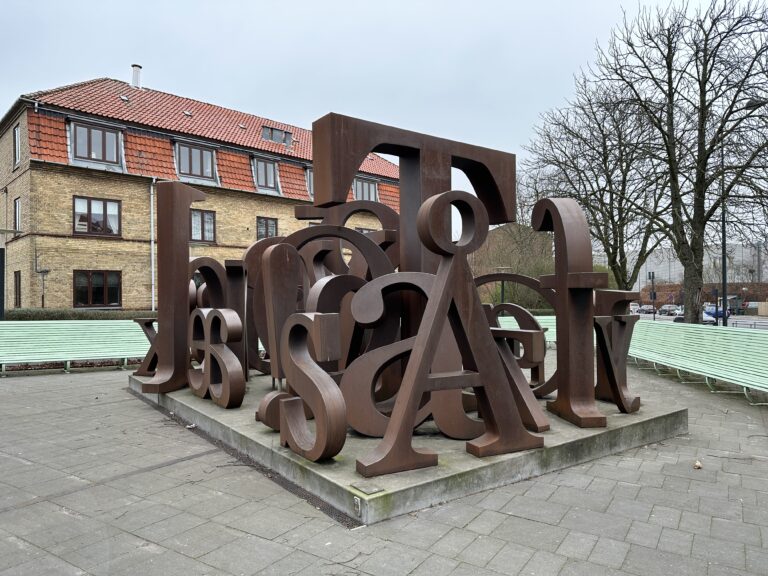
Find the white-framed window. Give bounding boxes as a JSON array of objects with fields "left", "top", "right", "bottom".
[
  {"left": 306, "top": 168, "right": 313, "bottom": 199},
  {"left": 177, "top": 143, "right": 215, "bottom": 180},
  {"left": 13, "top": 124, "right": 20, "bottom": 167},
  {"left": 257, "top": 216, "right": 278, "bottom": 240},
  {"left": 254, "top": 158, "right": 279, "bottom": 192},
  {"left": 72, "top": 122, "right": 120, "bottom": 164},
  {"left": 353, "top": 178, "right": 378, "bottom": 201},
  {"left": 191, "top": 209, "right": 216, "bottom": 243}
]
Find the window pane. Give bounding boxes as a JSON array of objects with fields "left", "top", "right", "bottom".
[
  {"left": 266, "top": 163, "right": 275, "bottom": 188},
  {"left": 203, "top": 150, "right": 213, "bottom": 178},
  {"left": 179, "top": 145, "right": 189, "bottom": 174},
  {"left": 191, "top": 148, "right": 201, "bottom": 176},
  {"left": 257, "top": 161, "right": 266, "bottom": 187},
  {"left": 74, "top": 272, "right": 89, "bottom": 306},
  {"left": 284, "top": 132, "right": 292, "bottom": 146},
  {"left": 257, "top": 218, "right": 266, "bottom": 239},
  {"left": 191, "top": 210, "right": 202, "bottom": 240},
  {"left": 269, "top": 219, "right": 277, "bottom": 236},
  {"left": 91, "top": 272, "right": 105, "bottom": 305},
  {"left": 74, "top": 198, "right": 88, "bottom": 233},
  {"left": 203, "top": 212, "right": 215, "bottom": 241},
  {"left": 75, "top": 126, "right": 88, "bottom": 158},
  {"left": 105, "top": 132, "right": 117, "bottom": 162},
  {"left": 107, "top": 272, "right": 120, "bottom": 305},
  {"left": 13, "top": 126, "right": 20, "bottom": 163},
  {"left": 106, "top": 202, "right": 119, "bottom": 234},
  {"left": 90, "top": 200, "right": 104, "bottom": 233},
  {"left": 262, "top": 126, "right": 270, "bottom": 140},
  {"left": 306, "top": 169, "right": 313, "bottom": 196},
  {"left": 91, "top": 129, "right": 103, "bottom": 160}
]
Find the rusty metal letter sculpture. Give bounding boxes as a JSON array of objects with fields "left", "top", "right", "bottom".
[{"left": 138, "top": 113, "right": 642, "bottom": 478}]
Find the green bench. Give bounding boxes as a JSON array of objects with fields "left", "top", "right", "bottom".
[
  {"left": 0, "top": 320, "right": 152, "bottom": 375},
  {"left": 501, "top": 315, "right": 767, "bottom": 405},
  {"left": 628, "top": 320, "right": 768, "bottom": 405}
]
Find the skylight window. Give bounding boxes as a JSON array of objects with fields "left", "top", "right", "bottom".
[{"left": 262, "top": 126, "right": 292, "bottom": 147}]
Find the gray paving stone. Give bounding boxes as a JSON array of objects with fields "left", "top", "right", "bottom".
[
  {"left": 409, "top": 554, "right": 459, "bottom": 576},
  {"left": 465, "top": 509, "right": 506, "bottom": 535},
  {"left": 559, "top": 559, "right": 633, "bottom": 576},
  {"left": 502, "top": 495, "right": 569, "bottom": 525},
  {"left": 485, "top": 542, "right": 536, "bottom": 575},
  {"left": 556, "top": 531, "right": 598, "bottom": 560},
  {"left": 699, "top": 497, "right": 743, "bottom": 522},
  {"left": 607, "top": 498, "right": 653, "bottom": 522},
  {"left": 255, "top": 550, "right": 322, "bottom": 576},
  {"left": 212, "top": 504, "right": 309, "bottom": 540},
  {"left": 455, "top": 534, "right": 504, "bottom": 567},
  {"left": 519, "top": 550, "right": 567, "bottom": 576},
  {"left": 623, "top": 544, "right": 708, "bottom": 576},
  {"left": 388, "top": 517, "right": 453, "bottom": 550},
  {"left": 691, "top": 534, "right": 746, "bottom": 570},
  {"left": 625, "top": 520, "right": 662, "bottom": 548},
  {"left": 588, "top": 537, "right": 630, "bottom": 569},
  {"left": 549, "top": 486, "right": 613, "bottom": 512},
  {"left": 648, "top": 505, "right": 681, "bottom": 528},
  {"left": 429, "top": 527, "right": 476, "bottom": 558},
  {"left": 356, "top": 543, "right": 430, "bottom": 576},
  {"left": 161, "top": 521, "right": 246, "bottom": 559},
  {"left": 711, "top": 517, "right": 763, "bottom": 546},
  {"left": 559, "top": 508, "right": 632, "bottom": 540},
  {"left": 746, "top": 545, "right": 768, "bottom": 576},
  {"left": 491, "top": 515, "right": 568, "bottom": 552},
  {"left": 198, "top": 534, "right": 292, "bottom": 575}
]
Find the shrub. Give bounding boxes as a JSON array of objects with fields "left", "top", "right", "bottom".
[{"left": 5, "top": 308, "right": 157, "bottom": 321}]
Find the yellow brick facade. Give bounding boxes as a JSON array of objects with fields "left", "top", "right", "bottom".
[{"left": 3, "top": 161, "right": 383, "bottom": 310}]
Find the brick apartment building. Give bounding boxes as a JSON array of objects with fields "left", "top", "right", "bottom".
[{"left": 0, "top": 67, "right": 399, "bottom": 311}]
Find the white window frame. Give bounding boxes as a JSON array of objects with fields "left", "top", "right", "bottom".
[
  {"left": 13, "top": 124, "right": 20, "bottom": 167},
  {"left": 253, "top": 157, "right": 281, "bottom": 195},
  {"left": 353, "top": 177, "right": 378, "bottom": 202}
]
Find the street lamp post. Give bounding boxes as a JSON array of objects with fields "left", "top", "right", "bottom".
[{"left": 721, "top": 97, "right": 768, "bottom": 327}]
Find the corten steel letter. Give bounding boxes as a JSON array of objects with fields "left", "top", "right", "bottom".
[
  {"left": 312, "top": 113, "right": 517, "bottom": 345},
  {"left": 279, "top": 313, "right": 347, "bottom": 461},
  {"left": 142, "top": 182, "right": 206, "bottom": 394},
  {"left": 532, "top": 198, "right": 608, "bottom": 427},
  {"left": 355, "top": 191, "right": 542, "bottom": 477},
  {"left": 132, "top": 318, "right": 158, "bottom": 377},
  {"left": 594, "top": 290, "right": 641, "bottom": 413},
  {"left": 187, "top": 308, "right": 246, "bottom": 408},
  {"left": 243, "top": 237, "right": 286, "bottom": 375}
]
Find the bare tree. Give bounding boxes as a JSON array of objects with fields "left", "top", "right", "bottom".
[
  {"left": 595, "top": 0, "right": 768, "bottom": 322},
  {"left": 524, "top": 74, "right": 668, "bottom": 290}
]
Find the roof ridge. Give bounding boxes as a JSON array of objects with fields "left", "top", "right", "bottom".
[{"left": 23, "top": 77, "right": 114, "bottom": 100}]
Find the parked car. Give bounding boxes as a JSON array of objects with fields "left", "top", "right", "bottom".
[
  {"left": 673, "top": 306, "right": 685, "bottom": 316},
  {"left": 705, "top": 305, "right": 731, "bottom": 318},
  {"left": 673, "top": 311, "right": 715, "bottom": 325},
  {"left": 639, "top": 305, "right": 656, "bottom": 314},
  {"left": 659, "top": 304, "right": 679, "bottom": 316},
  {"left": 629, "top": 303, "right": 640, "bottom": 314}
]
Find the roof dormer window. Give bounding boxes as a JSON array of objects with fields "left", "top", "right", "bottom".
[
  {"left": 262, "top": 126, "right": 292, "bottom": 147},
  {"left": 73, "top": 123, "right": 120, "bottom": 165},
  {"left": 177, "top": 143, "right": 215, "bottom": 180}
]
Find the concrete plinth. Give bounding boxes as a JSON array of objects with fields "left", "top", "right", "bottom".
[{"left": 128, "top": 374, "right": 687, "bottom": 525}]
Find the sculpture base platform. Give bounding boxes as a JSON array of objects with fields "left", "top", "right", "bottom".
[{"left": 128, "top": 373, "right": 687, "bottom": 525}]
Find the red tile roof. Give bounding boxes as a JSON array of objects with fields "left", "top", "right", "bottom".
[
  {"left": 278, "top": 163, "right": 311, "bottom": 202},
  {"left": 123, "top": 131, "right": 177, "bottom": 180},
  {"left": 217, "top": 150, "right": 256, "bottom": 192},
  {"left": 27, "top": 111, "right": 68, "bottom": 164},
  {"left": 25, "top": 78, "right": 399, "bottom": 180}
]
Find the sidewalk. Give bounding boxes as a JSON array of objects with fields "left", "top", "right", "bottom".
[{"left": 0, "top": 367, "right": 766, "bottom": 575}]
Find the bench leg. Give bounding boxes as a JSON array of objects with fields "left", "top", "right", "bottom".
[
  {"left": 64, "top": 361, "right": 70, "bottom": 374},
  {"left": 1, "top": 364, "right": 4, "bottom": 378},
  {"left": 119, "top": 358, "right": 127, "bottom": 371},
  {"left": 704, "top": 377, "right": 740, "bottom": 395},
  {"left": 743, "top": 387, "right": 768, "bottom": 406}
]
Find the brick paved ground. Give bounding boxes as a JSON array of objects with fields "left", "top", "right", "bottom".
[{"left": 0, "top": 367, "right": 766, "bottom": 575}]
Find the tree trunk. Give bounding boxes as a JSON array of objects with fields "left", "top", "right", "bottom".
[{"left": 682, "top": 260, "right": 703, "bottom": 323}]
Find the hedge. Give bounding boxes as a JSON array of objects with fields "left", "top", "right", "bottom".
[{"left": 4, "top": 308, "right": 158, "bottom": 321}]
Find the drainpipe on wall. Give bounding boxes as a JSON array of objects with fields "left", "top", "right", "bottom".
[{"left": 150, "top": 177, "right": 156, "bottom": 311}]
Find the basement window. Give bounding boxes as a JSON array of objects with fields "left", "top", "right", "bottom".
[{"left": 73, "top": 270, "right": 121, "bottom": 307}]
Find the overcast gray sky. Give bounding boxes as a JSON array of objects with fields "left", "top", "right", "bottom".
[{"left": 1, "top": 0, "right": 699, "bottom": 161}]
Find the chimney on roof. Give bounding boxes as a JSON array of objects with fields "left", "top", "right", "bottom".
[{"left": 131, "top": 64, "right": 142, "bottom": 89}]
